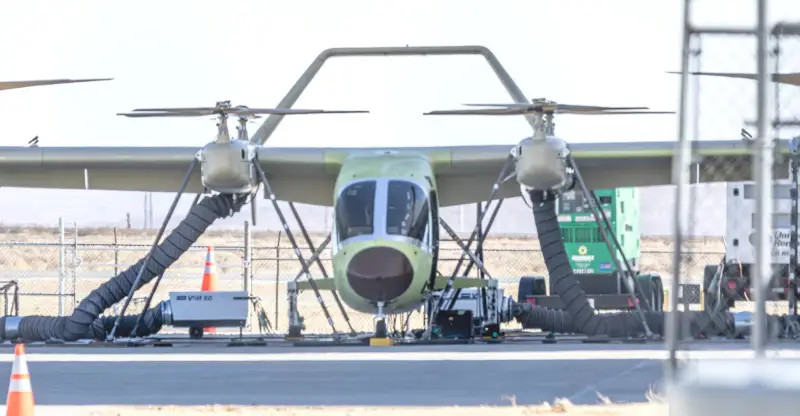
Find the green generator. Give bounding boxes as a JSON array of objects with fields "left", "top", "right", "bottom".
[{"left": 519, "top": 188, "right": 664, "bottom": 311}]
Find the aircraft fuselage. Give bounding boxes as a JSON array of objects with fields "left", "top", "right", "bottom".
[{"left": 330, "top": 151, "right": 439, "bottom": 315}]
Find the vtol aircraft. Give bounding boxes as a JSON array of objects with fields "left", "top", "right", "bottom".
[{"left": 0, "top": 46, "right": 791, "bottom": 338}]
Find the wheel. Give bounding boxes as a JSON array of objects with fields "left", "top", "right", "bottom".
[
  {"left": 189, "top": 327, "right": 203, "bottom": 339},
  {"left": 288, "top": 325, "right": 303, "bottom": 338},
  {"left": 652, "top": 277, "right": 664, "bottom": 312},
  {"left": 635, "top": 274, "right": 654, "bottom": 311},
  {"left": 518, "top": 276, "right": 547, "bottom": 302},
  {"left": 636, "top": 274, "right": 664, "bottom": 312},
  {"left": 375, "top": 319, "right": 387, "bottom": 338}
]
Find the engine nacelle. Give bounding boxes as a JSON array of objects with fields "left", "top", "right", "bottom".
[
  {"left": 514, "top": 136, "right": 575, "bottom": 193},
  {"left": 198, "top": 139, "right": 258, "bottom": 194}
]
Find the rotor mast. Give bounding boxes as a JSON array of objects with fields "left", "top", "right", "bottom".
[
  {"left": 205, "top": 101, "right": 256, "bottom": 143},
  {"left": 531, "top": 98, "right": 557, "bottom": 140},
  {"left": 236, "top": 116, "right": 250, "bottom": 141},
  {"left": 214, "top": 101, "right": 233, "bottom": 144}
]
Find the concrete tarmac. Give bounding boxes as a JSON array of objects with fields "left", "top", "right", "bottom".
[{"left": 0, "top": 341, "right": 797, "bottom": 407}]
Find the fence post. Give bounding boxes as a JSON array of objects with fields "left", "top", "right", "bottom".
[
  {"left": 113, "top": 228, "right": 119, "bottom": 277},
  {"left": 243, "top": 221, "right": 252, "bottom": 330},
  {"left": 72, "top": 222, "right": 78, "bottom": 309},
  {"left": 275, "top": 230, "right": 282, "bottom": 331},
  {"left": 58, "top": 218, "right": 65, "bottom": 317},
  {"left": 244, "top": 221, "right": 251, "bottom": 294}
]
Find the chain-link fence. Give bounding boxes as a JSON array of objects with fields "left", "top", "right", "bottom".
[
  {"left": 666, "top": 2, "right": 800, "bottom": 380},
  {"left": 0, "top": 224, "right": 731, "bottom": 336}
]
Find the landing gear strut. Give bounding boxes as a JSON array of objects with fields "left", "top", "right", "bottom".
[
  {"left": 375, "top": 301, "right": 388, "bottom": 338},
  {"left": 375, "top": 320, "right": 387, "bottom": 338}
]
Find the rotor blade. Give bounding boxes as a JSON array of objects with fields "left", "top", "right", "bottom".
[
  {"left": 569, "top": 110, "right": 675, "bottom": 115},
  {"left": 424, "top": 108, "right": 673, "bottom": 116},
  {"left": 230, "top": 108, "right": 369, "bottom": 115},
  {"left": 425, "top": 108, "right": 526, "bottom": 115},
  {"left": 131, "top": 107, "right": 219, "bottom": 112},
  {"left": 116, "top": 112, "right": 209, "bottom": 118},
  {"left": 462, "top": 103, "right": 650, "bottom": 111},
  {"left": 0, "top": 78, "right": 112, "bottom": 91},
  {"left": 123, "top": 108, "right": 370, "bottom": 116},
  {"left": 668, "top": 71, "right": 800, "bottom": 86}
]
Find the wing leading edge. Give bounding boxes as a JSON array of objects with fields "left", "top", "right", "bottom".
[
  {"left": 431, "top": 139, "right": 792, "bottom": 206},
  {"left": 0, "top": 146, "right": 342, "bottom": 206},
  {"left": 0, "top": 139, "right": 789, "bottom": 207}
]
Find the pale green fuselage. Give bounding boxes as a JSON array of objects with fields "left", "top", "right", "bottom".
[{"left": 330, "top": 152, "right": 438, "bottom": 315}]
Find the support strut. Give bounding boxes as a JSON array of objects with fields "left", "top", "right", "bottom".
[
  {"left": 789, "top": 136, "right": 799, "bottom": 318},
  {"left": 424, "top": 154, "right": 514, "bottom": 337},
  {"left": 447, "top": 155, "right": 515, "bottom": 281},
  {"left": 566, "top": 154, "right": 654, "bottom": 337},
  {"left": 107, "top": 159, "right": 198, "bottom": 341},
  {"left": 446, "top": 198, "right": 505, "bottom": 311},
  {"left": 440, "top": 219, "right": 494, "bottom": 280},
  {"left": 287, "top": 234, "right": 332, "bottom": 336},
  {"left": 252, "top": 157, "right": 339, "bottom": 335},
  {"left": 292, "top": 234, "right": 333, "bottom": 282},
  {"left": 129, "top": 192, "right": 203, "bottom": 337},
  {"left": 425, "top": 218, "right": 495, "bottom": 338},
  {"left": 288, "top": 202, "right": 355, "bottom": 334},
  {"left": 445, "top": 199, "right": 503, "bottom": 312}
]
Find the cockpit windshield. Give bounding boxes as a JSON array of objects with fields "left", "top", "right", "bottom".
[
  {"left": 386, "top": 180, "right": 429, "bottom": 242},
  {"left": 335, "top": 180, "right": 376, "bottom": 241}
]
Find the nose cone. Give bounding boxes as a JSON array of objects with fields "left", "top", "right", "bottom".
[{"left": 346, "top": 246, "right": 413, "bottom": 302}]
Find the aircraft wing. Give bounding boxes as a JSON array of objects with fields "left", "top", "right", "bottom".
[
  {"left": 0, "top": 146, "right": 341, "bottom": 206},
  {"left": 0, "top": 139, "right": 790, "bottom": 207},
  {"left": 431, "top": 139, "right": 792, "bottom": 206}
]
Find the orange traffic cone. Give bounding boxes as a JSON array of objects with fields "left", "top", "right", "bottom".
[
  {"left": 201, "top": 246, "right": 218, "bottom": 334},
  {"left": 6, "top": 344, "right": 34, "bottom": 416}
]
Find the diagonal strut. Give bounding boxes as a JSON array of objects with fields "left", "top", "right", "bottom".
[
  {"left": 287, "top": 202, "right": 356, "bottom": 335},
  {"left": 252, "top": 156, "right": 339, "bottom": 335}
]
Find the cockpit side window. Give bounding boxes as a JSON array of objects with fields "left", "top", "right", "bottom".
[
  {"left": 335, "top": 181, "right": 376, "bottom": 241},
  {"left": 386, "top": 180, "right": 429, "bottom": 242}
]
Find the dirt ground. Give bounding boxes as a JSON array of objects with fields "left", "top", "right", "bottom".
[{"left": 24, "top": 402, "right": 668, "bottom": 416}]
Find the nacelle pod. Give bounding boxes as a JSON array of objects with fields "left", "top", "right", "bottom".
[
  {"left": 198, "top": 140, "right": 258, "bottom": 194},
  {"left": 514, "top": 136, "right": 575, "bottom": 193}
]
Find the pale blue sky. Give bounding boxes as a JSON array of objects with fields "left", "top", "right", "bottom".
[{"left": 0, "top": 0, "right": 798, "bottom": 232}]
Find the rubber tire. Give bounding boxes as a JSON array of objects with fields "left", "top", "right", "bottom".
[
  {"left": 651, "top": 277, "right": 664, "bottom": 312},
  {"left": 635, "top": 275, "right": 655, "bottom": 311},
  {"left": 375, "top": 319, "right": 387, "bottom": 338},
  {"left": 189, "top": 327, "right": 203, "bottom": 339}
]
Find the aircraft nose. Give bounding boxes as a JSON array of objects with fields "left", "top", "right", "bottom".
[{"left": 346, "top": 246, "right": 413, "bottom": 302}]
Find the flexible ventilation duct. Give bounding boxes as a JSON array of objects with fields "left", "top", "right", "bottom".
[
  {"left": 0, "top": 193, "right": 246, "bottom": 342},
  {"left": 519, "top": 190, "right": 729, "bottom": 338}
]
